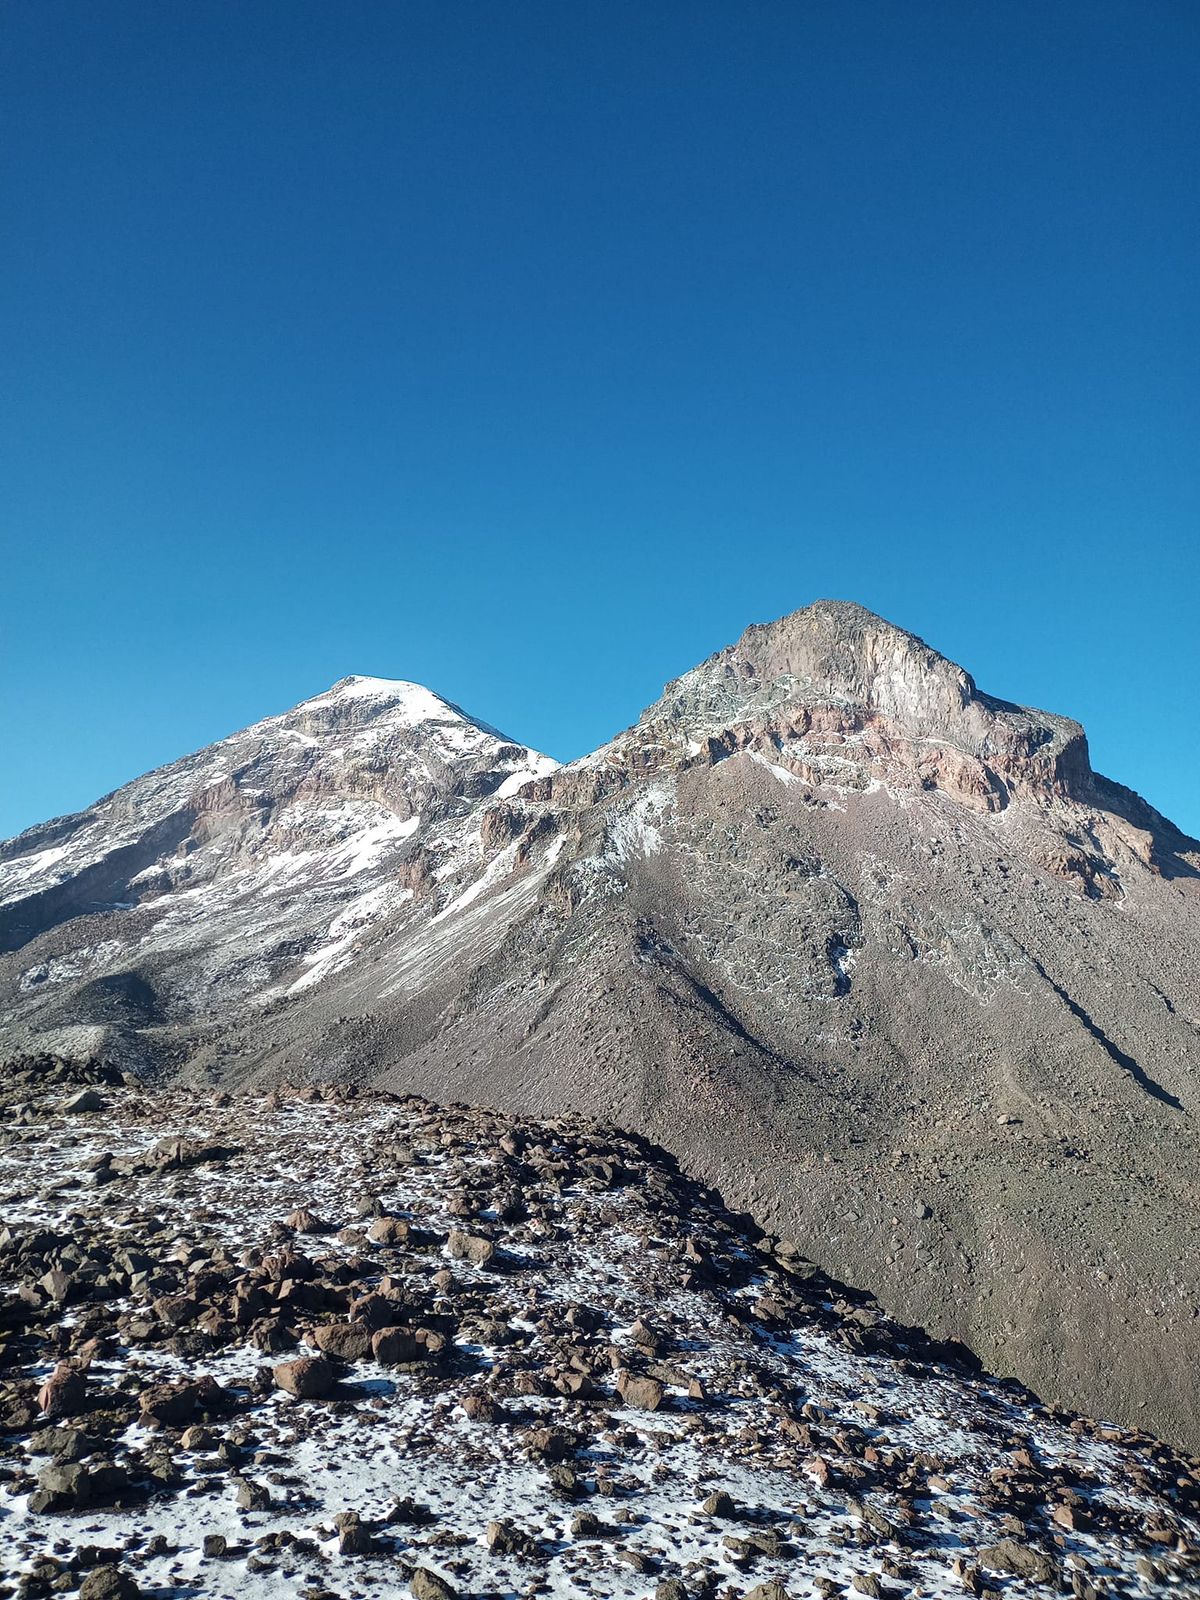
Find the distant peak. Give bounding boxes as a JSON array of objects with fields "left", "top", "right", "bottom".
[
  {"left": 310, "top": 674, "right": 443, "bottom": 704},
  {"left": 292, "top": 676, "right": 466, "bottom": 723},
  {"left": 274, "top": 675, "right": 533, "bottom": 751}
]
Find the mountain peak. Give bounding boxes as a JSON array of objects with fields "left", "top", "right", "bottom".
[
  {"left": 630, "top": 598, "right": 1091, "bottom": 809},
  {"left": 289, "top": 675, "right": 481, "bottom": 727}
]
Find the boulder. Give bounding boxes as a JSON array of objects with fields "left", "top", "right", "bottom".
[
  {"left": 273, "top": 1356, "right": 334, "bottom": 1398},
  {"left": 617, "top": 1369, "right": 665, "bottom": 1411},
  {"left": 65, "top": 1089, "right": 106, "bottom": 1114},
  {"left": 79, "top": 1570, "right": 140, "bottom": 1600},
  {"left": 447, "top": 1229, "right": 495, "bottom": 1266},
  {"left": 313, "top": 1321, "right": 373, "bottom": 1360},
  {"left": 37, "top": 1360, "right": 87, "bottom": 1418},
  {"left": 367, "top": 1216, "right": 410, "bottom": 1245}
]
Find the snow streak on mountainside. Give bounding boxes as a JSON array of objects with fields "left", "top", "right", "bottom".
[{"left": 2, "top": 602, "right": 1200, "bottom": 1459}]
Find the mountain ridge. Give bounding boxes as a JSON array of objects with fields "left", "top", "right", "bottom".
[{"left": 3, "top": 601, "right": 1200, "bottom": 1454}]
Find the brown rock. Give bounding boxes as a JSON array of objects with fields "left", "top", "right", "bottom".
[
  {"left": 617, "top": 1369, "right": 665, "bottom": 1411},
  {"left": 138, "top": 1377, "right": 222, "bottom": 1426},
  {"left": 367, "top": 1216, "right": 410, "bottom": 1245},
  {"left": 447, "top": 1229, "right": 495, "bottom": 1266},
  {"left": 371, "top": 1325, "right": 445, "bottom": 1364},
  {"left": 285, "top": 1208, "right": 332, "bottom": 1234},
  {"left": 410, "top": 1569, "right": 457, "bottom": 1600},
  {"left": 79, "top": 1570, "right": 140, "bottom": 1600},
  {"left": 702, "top": 1489, "right": 736, "bottom": 1517},
  {"left": 273, "top": 1356, "right": 335, "bottom": 1398},
  {"left": 461, "top": 1392, "right": 499, "bottom": 1422},
  {"left": 978, "top": 1541, "right": 1057, "bottom": 1584},
  {"left": 37, "top": 1361, "right": 86, "bottom": 1418},
  {"left": 313, "top": 1322, "right": 373, "bottom": 1360}
]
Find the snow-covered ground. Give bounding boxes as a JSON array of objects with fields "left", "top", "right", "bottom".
[{"left": 2, "top": 1065, "right": 1197, "bottom": 1599}]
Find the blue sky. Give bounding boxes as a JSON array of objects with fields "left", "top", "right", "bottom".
[{"left": 3, "top": 2, "right": 1197, "bottom": 838}]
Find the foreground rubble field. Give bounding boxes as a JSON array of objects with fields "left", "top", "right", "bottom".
[{"left": 1, "top": 1057, "right": 1198, "bottom": 1599}]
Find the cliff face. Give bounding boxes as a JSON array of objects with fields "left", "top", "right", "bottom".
[{"left": 3, "top": 605, "right": 1200, "bottom": 1451}]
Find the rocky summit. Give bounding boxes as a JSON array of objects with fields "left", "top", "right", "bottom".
[
  {"left": 2, "top": 1054, "right": 1199, "bottom": 1600},
  {"left": 2, "top": 602, "right": 1200, "bottom": 1463}
]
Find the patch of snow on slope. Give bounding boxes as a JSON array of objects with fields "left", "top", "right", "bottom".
[
  {"left": 495, "top": 753, "right": 559, "bottom": 798},
  {"left": 0, "top": 845, "right": 72, "bottom": 903},
  {"left": 749, "top": 749, "right": 802, "bottom": 786},
  {"left": 604, "top": 781, "right": 674, "bottom": 865},
  {"left": 333, "top": 812, "right": 420, "bottom": 876}
]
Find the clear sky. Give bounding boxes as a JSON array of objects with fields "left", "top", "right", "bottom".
[{"left": 3, "top": 2, "right": 1197, "bottom": 839}]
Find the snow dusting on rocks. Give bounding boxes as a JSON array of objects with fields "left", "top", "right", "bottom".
[{"left": 1, "top": 1056, "right": 1197, "bottom": 1600}]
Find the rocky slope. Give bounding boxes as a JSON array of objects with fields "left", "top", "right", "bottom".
[
  {"left": 2, "top": 602, "right": 1199, "bottom": 1453},
  {"left": 0, "top": 675, "right": 555, "bottom": 1068},
  {"left": 2, "top": 1055, "right": 1199, "bottom": 1600}
]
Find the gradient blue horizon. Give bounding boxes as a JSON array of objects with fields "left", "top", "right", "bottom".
[{"left": 3, "top": 1, "right": 1198, "bottom": 839}]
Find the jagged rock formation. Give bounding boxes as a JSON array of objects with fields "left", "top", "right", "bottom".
[
  {"left": 2, "top": 1058, "right": 1198, "bottom": 1598},
  {"left": 2, "top": 602, "right": 1200, "bottom": 1454}
]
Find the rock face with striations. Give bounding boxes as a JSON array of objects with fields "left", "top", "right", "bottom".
[{"left": 2, "top": 602, "right": 1199, "bottom": 1452}]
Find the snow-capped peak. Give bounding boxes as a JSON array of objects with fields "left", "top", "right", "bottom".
[
  {"left": 302, "top": 675, "right": 449, "bottom": 711},
  {"left": 287, "top": 675, "right": 465, "bottom": 723},
  {"left": 280, "top": 676, "right": 516, "bottom": 744}
]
